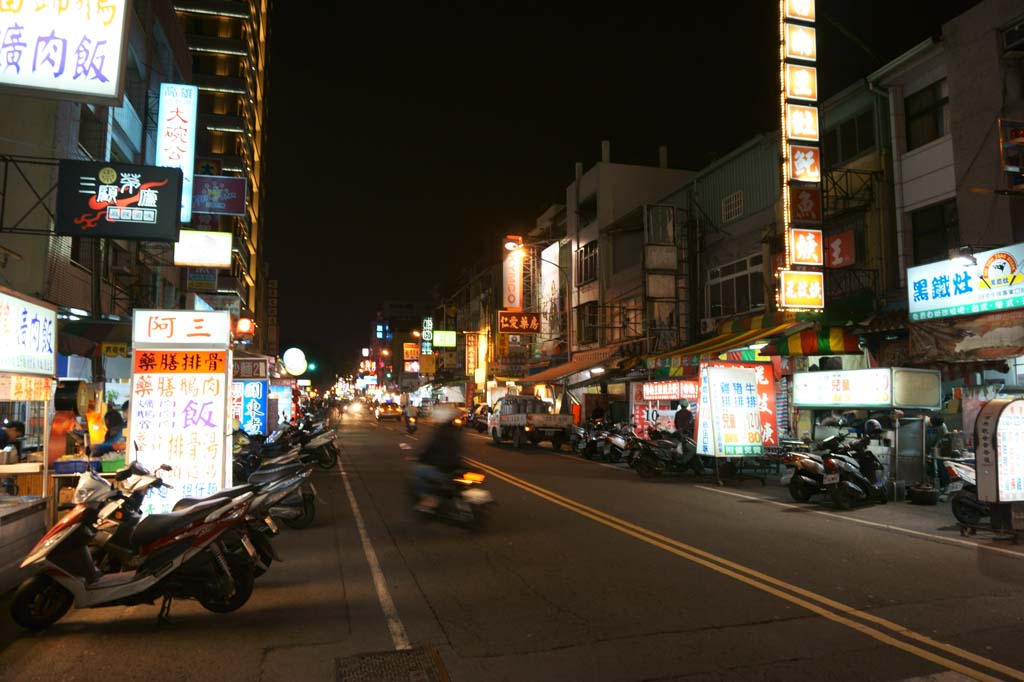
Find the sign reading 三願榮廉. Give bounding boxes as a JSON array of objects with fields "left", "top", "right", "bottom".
[
  {"left": 420, "top": 316, "right": 433, "bottom": 356},
  {"left": 0, "top": 0, "right": 131, "bottom": 105},
  {"left": 703, "top": 366, "right": 763, "bottom": 457},
  {"left": 907, "top": 242, "right": 1024, "bottom": 321},
  {"left": 192, "top": 175, "right": 247, "bottom": 216},
  {"left": 129, "top": 344, "right": 230, "bottom": 514},
  {"left": 231, "top": 380, "right": 268, "bottom": 436},
  {"left": 173, "top": 229, "right": 232, "bottom": 268},
  {"left": 0, "top": 289, "right": 56, "bottom": 376},
  {"left": 498, "top": 310, "right": 541, "bottom": 334},
  {"left": 56, "top": 160, "right": 183, "bottom": 242},
  {"left": 155, "top": 83, "right": 198, "bottom": 223},
  {"left": 132, "top": 310, "right": 232, "bottom": 349}
]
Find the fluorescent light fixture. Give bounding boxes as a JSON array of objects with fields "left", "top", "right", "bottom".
[
  {"left": 590, "top": 366, "right": 606, "bottom": 375},
  {"left": 69, "top": 307, "right": 89, "bottom": 317}
]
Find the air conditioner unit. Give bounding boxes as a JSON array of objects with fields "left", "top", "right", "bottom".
[{"left": 700, "top": 317, "right": 717, "bottom": 334}]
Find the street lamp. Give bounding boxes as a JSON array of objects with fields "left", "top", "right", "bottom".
[{"left": 503, "top": 235, "right": 572, "bottom": 362}]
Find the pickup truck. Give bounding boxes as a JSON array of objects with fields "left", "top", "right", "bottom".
[{"left": 487, "top": 395, "right": 573, "bottom": 450}]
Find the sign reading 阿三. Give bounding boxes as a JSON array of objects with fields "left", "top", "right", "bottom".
[{"left": 907, "top": 242, "right": 1024, "bottom": 321}]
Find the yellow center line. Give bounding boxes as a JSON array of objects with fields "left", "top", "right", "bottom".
[{"left": 466, "top": 456, "right": 1022, "bottom": 682}]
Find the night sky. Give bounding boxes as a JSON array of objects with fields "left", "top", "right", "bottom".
[{"left": 264, "top": 0, "right": 979, "bottom": 379}]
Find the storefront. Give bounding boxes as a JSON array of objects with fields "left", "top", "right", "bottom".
[
  {"left": 631, "top": 379, "right": 698, "bottom": 435},
  {"left": 0, "top": 287, "right": 57, "bottom": 594}
]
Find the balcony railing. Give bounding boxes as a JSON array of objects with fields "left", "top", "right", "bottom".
[{"left": 823, "top": 168, "right": 877, "bottom": 216}]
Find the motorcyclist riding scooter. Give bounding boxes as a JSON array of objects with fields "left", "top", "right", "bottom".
[{"left": 412, "top": 405, "right": 463, "bottom": 513}]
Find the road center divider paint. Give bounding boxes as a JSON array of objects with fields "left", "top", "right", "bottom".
[{"left": 465, "top": 456, "right": 1023, "bottom": 682}]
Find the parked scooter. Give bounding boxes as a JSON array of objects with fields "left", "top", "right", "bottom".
[
  {"left": 11, "top": 471, "right": 257, "bottom": 630},
  {"left": 408, "top": 468, "right": 495, "bottom": 530},
  {"left": 821, "top": 435, "right": 888, "bottom": 509},
  {"left": 944, "top": 459, "right": 990, "bottom": 526},
  {"left": 633, "top": 432, "right": 705, "bottom": 478}
]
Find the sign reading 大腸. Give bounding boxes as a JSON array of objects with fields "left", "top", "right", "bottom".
[
  {"left": 907, "top": 242, "right": 1024, "bottom": 321},
  {"left": 0, "top": 0, "right": 131, "bottom": 105}
]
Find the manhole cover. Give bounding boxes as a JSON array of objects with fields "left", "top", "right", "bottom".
[{"left": 335, "top": 647, "right": 449, "bottom": 682}]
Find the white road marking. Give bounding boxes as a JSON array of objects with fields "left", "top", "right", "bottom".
[
  {"left": 696, "top": 485, "right": 1024, "bottom": 560},
  {"left": 336, "top": 457, "right": 411, "bottom": 650}
]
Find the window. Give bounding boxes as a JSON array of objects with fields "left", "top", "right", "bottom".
[
  {"left": 905, "top": 80, "right": 949, "bottom": 151},
  {"left": 823, "top": 109, "right": 876, "bottom": 168},
  {"left": 576, "top": 241, "right": 598, "bottom": 285},
  {"left": 70, "top": 237, "right": 94, "bottom": 269},
  {"left": 705, "top": 255, "right": 765, "bottom": 318},
  {"left": 646, "top": 205, "right": 675, "bottom": 244},
  {"left": 911, "top": 199, "right": 959, "bottom": 265},
  {"left": 721, "top": 191, "right": 744, "bottom": 223},
  {"left": 577, "top": 301, "right": 599, "bottom": 344}
]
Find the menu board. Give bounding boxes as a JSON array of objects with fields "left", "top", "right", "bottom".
[
  {"left": 700, "top": 367, "right": 763, "bottom": 456},
  {"left": 0, "top": 374, "right": 53, "bottom": 401}
]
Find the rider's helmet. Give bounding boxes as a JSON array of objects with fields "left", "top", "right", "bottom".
[{"left": 864, "top": 418, "right": 883, "bottom": 437}]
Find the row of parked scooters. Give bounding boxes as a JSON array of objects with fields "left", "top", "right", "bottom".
[
  {"left": 569, "top": 420, "right": 711, "bottom": 479},
  {"left": 9, "top": 415, "right": 339, "bottom": 630}
]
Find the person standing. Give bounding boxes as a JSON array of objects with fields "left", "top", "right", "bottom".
[{"left": 674, "top": 400, "right": 694, "bottom": 437}]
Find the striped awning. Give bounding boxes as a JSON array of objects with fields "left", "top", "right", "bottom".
[
  {"left": 647, "top": 321, "right": 797, "bottom": 378},
  {"left": 759, "top": 327, "right": 862, "bottom": 356}
]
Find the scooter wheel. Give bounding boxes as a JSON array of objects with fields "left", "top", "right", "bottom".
[
  {"left": 318, "top": 447, "right": 338, "bottom": 470},
  {"left": 199, "top": 553, "right": 255, "bottom": 613},
  {"left": 636, "top": 460, "right": 657, "bottom": 478},
  {"left": 788, "top": 477, "right": 812, "bottom": 502},
  {"left": 951, "top": 491, "right": 983, "bottom": 526},
  {"left": 11, "top": 575, "right": 73, "bottom": 630},
  {"left": 283, "top": 494, "right": 317, "bottom": 530},
  {"left": 830, "top": 486, "right": 854, "bottom": 510}
]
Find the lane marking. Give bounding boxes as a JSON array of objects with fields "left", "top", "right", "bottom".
[
  {"left": 466, "top": 456, "right": 1023, "bottom": 682},
  {"left": 337, "top": 456, "right": 411, "bottom": 651},
  {"left": 696, "top": 485, "right": 1024, "bottom": 560}
]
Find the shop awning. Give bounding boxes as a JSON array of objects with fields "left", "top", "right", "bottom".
[
  {"left": 652, "top": 322, "right": 797, "bottom": 363},
  {"left": 759, "top": 327, "right": 862, "bottom": 356},
  {"left": 521, "top": 345, "right": 621, "bottom": 384},
  {"left": 57, "top": 319, "right": 132, "bottom": 357}
]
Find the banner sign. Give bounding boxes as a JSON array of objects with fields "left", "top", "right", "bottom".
[
  {"left": 433, "top": 330, "right": 457, "bottom": 347},
  {"left": 642, "top": 380, "right": 699, "bottom": 402},
  {"left": 907, "top": 242, "right": 1024, "bottom": 321},
  {"left": 0, "top": 289, "right": 56, "bottom": 376},
  {"left": 231, "top": 380, "right": 268, "bottom": 436},
  {"left": 403, "top": 343, "right": 420, "bottom": 360},
  {"left": 420, "top": 316, "right": 433, "bottom": 356},
  {"left": 825, "top": 230, "right": 856, "bottom": 268},
  {"left": 187, "top": 267, "right": 218, "bottom": 292},
  {"left": 502, "top": 249, "right": 524, "bottom": 311},
  {"left": 129, "top": 309, "right": 231, "bottom": 514},
  {"left": 232, "top": 357, "right": 269, "bottom": 380},
  {"left": 0, "top": 0, "right": 131, "bottom": 105},
  {"left": 498, "top": 310, "right": 541, "bottom": 334},
  {"left": 465, "top": 332, "right": 478, "bottom": 376},
  {"left": 192, "top": 175, "right": 247, "bottom": 216},
  {"left": 56, "top": 160, "right": 183, "bottom": 241},
  {"left": 155, "top": 83, "right": 198, "bottom": 223},
  {"left": 699, "top": 366, "right": 763, "bottom": 456}
]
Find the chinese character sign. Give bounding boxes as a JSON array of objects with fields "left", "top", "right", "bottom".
[
  {"left": 502, "top": 248, "right": 524, "bottom": 311},
  {"left": 420, "top": 316, "right": 433, "bottom": 356},
  {"left": 465, "top": 332, "right": 478, "bottom": 376},
  {"left": 826, "top": 230, "right": 856, "bottom": 268},
  {"left": 779, "top": 270, "right": 825, "bottom": 309},
  {"left": 785, "top": 23, "right": 816, "bottom": 61},
  {"left": 790, "top": 228, "right": 823, "bottom": 266},
  {"left": 0, "top": 0, "right": 130, "bottom": 104},
  {"left": 907, "top": 242, "right": 1024, "bottom": 321},
  {"left": 498, "top": 310, "right": 541, "bottom": 334},
  {"left": 192, "top": 175, "right": 247, "bottom": 216},
  {"left": 0, "top": 289, "right": 56, "bottom": 376},
  {"left": 56, "top": 160, "right": 183, "bottom": 242},
  {"left": 792, "top": 369, "right": 892, "bottom": 408},
  {"left": 702, "top": 361, "right": 778, "bottom": 447},
  {"left": 231, "top": 380, "right": 268, "bottom": 436},
  {"left": 403, "top": 343, "right": 420, "bottom": 360},
  {"left": 129, "top": 349, "right": 230, "bottom": 514},
  {"left": 789, "top": 145, "right": 821, "bottom": 182},
  {"left": 785, "top": 64, "right": 818, "bottom": 101},
  {"left": 232, "top": 357, "right": 269, "bottom": 380},
  {"left": 155, "top": 83, "right": 198, "bottom": 223},
  {"left": 790, "top": 187, "right": 821, "bottom": 223},
  {"left": 704, "top": 367, "right": 763, "bottom": 456},
  {"left": 132, "top": 310, "right": 232, "bottom": 348},
  {"left": 641, "top": 380, "right": 699, "bottom": 402},
  {"left": 784, "top": 0, "right": 815, "bottom": 21}
]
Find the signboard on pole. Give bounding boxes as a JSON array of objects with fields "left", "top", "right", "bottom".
[
  {"left": 0, "top": 0, "right": 132, "bottom": 105},
  {"left": 698, "top": 366, "right": 763, "bottom": 456},
  {"left": 129, "top": 309, "right": 232, "bottom": 514},
  {"left": 498, "top": 310, "right": 541, "bottom": 334},
  {"left": 502, "top": 249, "right": 524, "bottom": 311},
  {"left": 155, "top": 83, "right": 198, "bottom": 223},
  {"left": 465, "top": 332, "right": 478, "bottom": 376},
  {"left": 56, "top": 160, "right": 183, "bottom": 241}
]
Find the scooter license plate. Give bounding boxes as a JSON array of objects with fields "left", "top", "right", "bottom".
[
  {"left": 823, "top": 474, "right": 840, "bottom": 485},
  {"left": 948, "top": 481, "right": 963, "bottom": 493},
  {"left": 264, "top": 516, "right": 279, "bottom": 534},
  {"left": 240, "top": 534, "right": 257, "bottom": 558}
]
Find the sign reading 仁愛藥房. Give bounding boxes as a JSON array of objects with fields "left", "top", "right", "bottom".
[
  {"left": 907, "top": 242, "right": 1024, "bottom": 321},
  {"left": 498, "top": 310, "right": 541, "bottom": 334},
  {"left": 0, "top": 0, "right": 131, "bottom": 105},
  {"left": 0, "top": 289, "right": 56, "bottom": 377},
  {"left": 56, "top": 160, "right": 183, "bottom": 242}
]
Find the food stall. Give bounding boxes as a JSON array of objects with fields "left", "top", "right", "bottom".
[
  {"left": 791, "top": 367, "right": 942, "bottom": 499},
  {"left": 0, "top": 286, "right": 57, "bottom": 594},
  {"left": 631, "top": 379, "right": 698, "bottom": 435}
]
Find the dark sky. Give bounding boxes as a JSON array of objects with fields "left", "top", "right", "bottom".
[{"left": 264, "top": 0, "right": 978, "bottom": 379}]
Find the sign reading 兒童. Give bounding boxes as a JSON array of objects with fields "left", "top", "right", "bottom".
[
  {"left": 907, "top": 242, "right": 1024, "bottom": 321},
  {"left": 129, "top": 310, "right": 232, "bottom": 514}
]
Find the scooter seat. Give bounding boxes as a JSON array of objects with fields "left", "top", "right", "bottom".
[
  {"left": 131, "top": 498, "right": 225, "bottom": 549},
  {"left": 248, "top": 462, "right": 308, "bottom": 485},
  {"left": 172, "top": 483, "right": 256, "bottom": 511},
  {"left": 653, "top": 440, "right": 678, "bottom": 450}
]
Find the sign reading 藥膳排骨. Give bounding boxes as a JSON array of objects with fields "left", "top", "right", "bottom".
[
  {"left": 0, "top": 0, "right": 131, "bottom": 105},
  {"left": 56, "top": 160, "right": 183, "bottom": 242},
  {"left": 907, "top": 242, "right": 1024, "bottom": 321},
  {"left": 129, "top": 310, "right": 232, "bottom": 513},
  {"left": 0, "top": 289, "right": 56, "bottom": 377}
]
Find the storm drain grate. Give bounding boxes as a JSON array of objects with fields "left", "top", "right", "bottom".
[{"left": 335, "top": 647, "right": 449, "bottom": 682}]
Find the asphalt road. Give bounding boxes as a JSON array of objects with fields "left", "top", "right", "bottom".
[{"left": 2, "top": 412, "right": 1024, "bottom": 682}]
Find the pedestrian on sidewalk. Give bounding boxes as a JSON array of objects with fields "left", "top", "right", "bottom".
[{"left": 674, "top": 400, "right": 694, "bottom": 437}]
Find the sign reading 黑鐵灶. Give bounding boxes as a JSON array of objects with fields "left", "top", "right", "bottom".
[
  {"left": 56, "top": 160, "right": 183, "bottom": 241},
  {"left": 907, "top": 242, "right": 1024, "bottom": 321},
  {"left": 0, "top": 0, "right": 132, "bottom": 105},
  {"left": 0, "top": 288, "right": 56, "bottom": 376}
]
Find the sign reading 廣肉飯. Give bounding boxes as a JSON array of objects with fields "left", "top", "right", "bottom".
[
  {"left": 907, "top": 242, "right": 1024, "bottom": 321},
  {"left": 0, "top": 0, "right": 132, "bottom": 105}
]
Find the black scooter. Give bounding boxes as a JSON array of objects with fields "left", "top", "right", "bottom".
[
  {"left": 633, "top": 433, "right": 705, "bottom": 478},
  {"left": 822, "top": 438, "right": 887, "bottom": 509}
]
